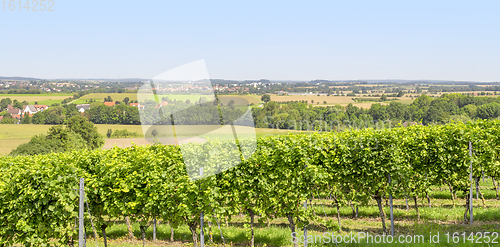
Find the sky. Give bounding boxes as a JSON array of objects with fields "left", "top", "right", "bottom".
[{"left": 1, "top": 0, "right": 499, "bottom": 81}]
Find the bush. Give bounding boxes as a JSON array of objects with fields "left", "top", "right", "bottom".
[{"left": 112, "top": 129, "right": 141, "bottom": 138}]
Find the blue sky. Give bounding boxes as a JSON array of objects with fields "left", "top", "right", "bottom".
[{"left": 1, "top": 0, "right": 499, "bottom": 81}]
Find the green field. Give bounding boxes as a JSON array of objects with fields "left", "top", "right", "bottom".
[
  {"left": 0, "top": 94, "right": 72, "bottom": 105},
  {"left": 72, "top": 93, "right": 139, "bottom": 104},
  {"left": 0, "top": 124, "right": 304, "bottom": 155},
  {"left": 71, "top": 93, "right": 262, "bottom": 105},
  {"left": 0, "top": 124, "right": 146, "bottom": 155}
]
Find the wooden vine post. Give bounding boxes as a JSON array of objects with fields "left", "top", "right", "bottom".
[{"left": 469, "top": 141, "right": 473, "bottom": 224}]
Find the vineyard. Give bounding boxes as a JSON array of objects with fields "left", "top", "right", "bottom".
[{"left": 1, "top": 120, "right": 500, "bottom": 246}]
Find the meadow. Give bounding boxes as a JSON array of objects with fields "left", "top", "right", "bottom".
[
  {"left": 0, "top": 124, "right": 304, "bottom": 155},
  {"left": 271, "top": 95, "right": 403, "bottom": 108},
  {"left": 70, "top": 93, "right": 261, "bottom": 105},
  {"left": 0, "top": 93, "right": 72, "bottom": 105}
]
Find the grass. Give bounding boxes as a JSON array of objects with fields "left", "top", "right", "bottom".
[
  {"left": 73, "top": 93, "right": 262, "bottom": 106},
  {"left": 0, "top": 138, "right": 30, "bottom": 155},
  {"left": 219, "top": 95, "right": 261, "bottom": 105},
  {"left": 77, "top": 182, "right": 500, "bottom": 246},
  {"left": 27, "top": 99, "right": 66, "bottom": 105},
  {"left": 72, "top": 93, "right": 139, "bottom": 104},
  {"left": 0, "top": 94, "right": 71, "bottom": 102},
  {"left": 272, "top": 95, "right": 355, "bottom": 104},
  {"left": 0, "top": 124, "right": 148, "bottom": 140},
  {"left": 61, "top": 180, "right": 500, "bottom": 247},
  {"left": 0, "top": 124, "right": 146, "bottom": 155},
  {"left": 0, "top": 124, "right": 306, "bottom": 155}
]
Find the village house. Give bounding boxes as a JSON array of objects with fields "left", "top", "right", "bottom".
[
  {"left": 7, "top": 108, "right": 22, "bottom": 116},
  {"left": 23, "top": 105, "right": 49, "bottom": 115},
  {"left": 104, "top": 102, "right": 116, "bottom": 107},
  {"left": 155, "top": 101, "right": 169, "bottom": 108},
  {"left": 76, "top": 104, "right": 90, "bottom": 113},
  {"left": 129, "top": 103, "right": 145, "bottom": 109}
]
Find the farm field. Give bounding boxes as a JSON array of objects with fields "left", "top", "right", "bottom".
[
  {"left": 0, "top": 124, "right": 304, "bottom": 155},
  {"left": 271, "top": 95, "right": 356, "bottom": 104},
  {"left": 0, "top": 124, "right": 145, "bottom": 155},
  {"left": 0, "top": 138, "right": 29, "bottom": 156},
  {"left": 72, "top": 93, "right": 139, "bottom": 104},
  {"left": 219, "top": 94, "right": 261, "bottom": 105},
  {"left": 272, "top": 95, "right": 406, "bottom": 108},
  {"left": 0, "top": 93, "right": 72, "bottom": 105},
  {"left": 71, "top": 93, "right": 261, "bottom": 105},
  {"left": 104, "top": 125, "right": 306, "bottom": 150}
]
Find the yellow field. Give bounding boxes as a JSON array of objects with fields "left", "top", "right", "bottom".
[
  {"left": 219, "top": 95, "right": 261, "bottom": 105},
  {"left": 0, "top": 124, "right": 145, "bottom": 155},
  {"left": 271, "top": 95, "right": 355, "bottom": 104},
  {"left": 0, "top": 94, "right": 71, "bottom": 102},
  {"left": 78, "top": 93, "right": 139, "bottom": 102},
  {"left": 0, "top": 124, "right": 144, "bottom": 140},
  {"left": 76, "top": 93, "right": 261, "bottom": 105},
  {"left": 0, "top": 138, "right": 30, "bottom": 155},
  {"left": 0, "top": 124, "right": 304, "bottom": 155}
]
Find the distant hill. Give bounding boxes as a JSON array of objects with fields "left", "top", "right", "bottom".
[{"left": 0, "top": 76, "right": 40, "bottom": 80}]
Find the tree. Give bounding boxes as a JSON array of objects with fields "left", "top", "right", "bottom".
[
  {"left": 228, "top": 100, "right": 235, "bottom": 109},
  {"left": 0, "top": 114, "right": 16, "bottom": 124},
  {"left": 66, "top": 115, "right": 105, "bottom": 150},
  {"left": 21, "top": 113, "right": 31, "bottom": 124},
  {"left": 0, "top": 98, "right": 12, "bottom": 110},
  {"left": 261, "top": 94, "right": 271, "bottom": 103},
  {"left": 104, "top": 96, "right": 113, "bottom": 102},
  {"left": 106, "top": 129, "right": 113, "bottom": 138},
  {"left": 477, "top": 102, "right": 500, "bottom": 119},
  {"left": 462, "top": 104, "right": 477, "bottom": 118},
  {"left": 12, "top": 100, "right": 23, "bottom": 109},
  {"left": 397, "top": 90, "right": 405, "bottom": 97},
  {"left": 380, "top": 94, "right": 388, "bottom": 101},
  {"left": 32, "top": 112, "right": 46, "bottom": 124},
  {"left": 151, "top": 129, "right": 159, "bottom": 137},
  {"left": 9, "top": 126, "right": 87, "bottom": 156},
  {"left": 124, "top": 97, "right": 130, "bottom": 105}
]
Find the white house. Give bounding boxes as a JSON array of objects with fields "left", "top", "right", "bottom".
[
  {"left": 23, "top": 105, "right": 49, "bottom": 115},
  {"left": 76, "top": 104, "right": 90, "bottom": 113}
]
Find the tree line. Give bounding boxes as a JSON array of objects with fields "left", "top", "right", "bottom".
[{"left": 5, "top": 93, "right": 500, "bottom": 128}]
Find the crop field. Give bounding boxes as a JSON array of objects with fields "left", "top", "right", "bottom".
[
  {"left": 219, "top": 95, "right": 261, "bottom": 105},
  {"left": 272, "top": 95, "right": 400, "bottom": 108},
  {"left": 72, "top": 93, "right": 261, "bottom": 105},
  {"left": 72, "top": 93, "right": 139, "bottom": 104},
  {"left": 271, "top": 95, "right": 356, "bottom": 104},
  {"left": 104, "top": 125, "right": 306, "bottom": 149},
  {"left": 0, "top": 124, "right": 145, "bottom": 155},
  {"left": 0, "top": 93, "right": 72, "bottom": 104},
  {"left": 0, "top": 124, "right": 304, "bottom": 155}
]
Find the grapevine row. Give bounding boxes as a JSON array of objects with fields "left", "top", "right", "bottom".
[{"left": 1, "top": 120, "right": 499, "bottom": 246}]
